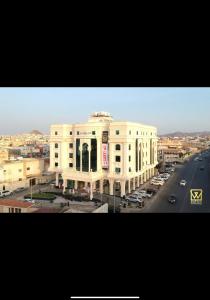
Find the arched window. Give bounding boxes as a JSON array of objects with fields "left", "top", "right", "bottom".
[{"left": 115, "top": 144, "right": 121, "bottom": 151}]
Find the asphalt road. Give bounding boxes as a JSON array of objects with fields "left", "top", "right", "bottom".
[{"left": 143, "top": 151, "right": 210, "bottom": 213}]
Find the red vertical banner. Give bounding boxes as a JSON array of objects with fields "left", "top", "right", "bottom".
[{"left": 102, "top": 144, "right": 109, "bottom": 168}]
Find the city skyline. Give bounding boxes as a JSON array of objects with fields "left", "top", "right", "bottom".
[{"left": 0, "top": 87, "right": 209, "bottom": 135}]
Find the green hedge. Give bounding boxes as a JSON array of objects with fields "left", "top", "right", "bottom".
[{"left": 24, "top": 193, "right": 56, "bottom": 200}]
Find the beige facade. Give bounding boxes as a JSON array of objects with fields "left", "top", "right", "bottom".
[
  {"left": 0, "top": 158, "right": 47, "bottom": 191},
  {"left": 0, "top": 149, "right": 9, "bottom": 163},
  {"left": 49, "top": 112, "right": 158, "bottom": 199},
  {"left": 0, "top": 199, "right": 37, "bottom": 213}
]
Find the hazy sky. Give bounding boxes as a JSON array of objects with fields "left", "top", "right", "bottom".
[{"left": 0, "top": 88, "right": 209, "bottom": 135}]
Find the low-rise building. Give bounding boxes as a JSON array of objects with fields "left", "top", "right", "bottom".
[
  {"left": 0, "top": 199, "right": 36, "bottom": 213},
  {"left": 0, "top": 158, "right": 53, "bottom": 191}
]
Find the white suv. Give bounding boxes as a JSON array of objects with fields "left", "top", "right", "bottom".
[{"left": 0, "top": 190, "right": 13, "bottom": 198}]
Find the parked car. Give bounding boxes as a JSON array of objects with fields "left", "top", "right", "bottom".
[
  {"left": 14, "top": 187, "right": 26, "bottom": 193},
  {"left": 134, "top": 190, "right": 147, "bottom": 196},
  {"left": 0, "top": 190, "right": 13, "bottom": 198},
  {"left": 24, "top": 198, "right": 35, "bottom": 203},
  {"left": 129, "top": 194, "right": 143, "bottom": 200},
  {"left": 180, "top": 180, "right": 187, "bottom": 186},
  {"left": 136, "top": 190, "right": 152, "bottom": 198},
  {"left": 125, "top": 196, "right": 142, "bottom": 203},
  {"left": 168, "top": 194, "right": 177, "bottom": 204},
  {"left": 151, "top": 180, "right": 164, "bottom": 186}
]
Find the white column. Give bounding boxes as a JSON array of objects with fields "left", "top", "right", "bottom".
[
  {"left": 63, "top": 179, "right": 67, "bottom": 193},
  {"left": 121, "top": 181, "right": 126, "bottom": 197},
  {"left": 109, "top": 179, "right": 114, "bottom": 196},
  {"left": 90, "top": 182, "right": 93, "bottom": 200},
  {"left": 133, "top": 178, "right": 136, "bottom": 190},
  {"left": 56, "top": 173, "right": 59, "bottom": 186},
  {"left": 75, "top": 180, "right": 78, "bottom": 189},
  {"left": 100, "top": 179, "right": 103, "bottom": 194},
  {"left": 93, "top": 181, "right": 96, "bottom": 191},
  {"left": 97, "top": 139, "right": 101, "bottom": 172},
  {"left": 137, "top": 176, "right": 140, "bottom": 187},
  {"left": 88, "top": 146, "right": 91, "bottom": 172},
  {"left": 128, "top": 179, "right": 131, "bottom": 193}
]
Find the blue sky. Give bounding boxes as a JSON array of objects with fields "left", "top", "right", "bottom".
[{"left": 0, "top": 88, "right": 209, "bottom": 135}]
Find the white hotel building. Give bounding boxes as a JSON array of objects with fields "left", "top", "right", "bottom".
[{"left": 49, "top": 112, "right": 158, "bottom": 199}]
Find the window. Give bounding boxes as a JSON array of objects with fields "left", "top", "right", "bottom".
[
  {"left": 55, "top": 162, "right": 58, "bottom": 167},
  {"left": 55, "top": 131, "right": 58, "bottom": 135},
  {"left": 55, "top": 153, "right": 58, "bottom": 158},
  {"left": 115, "top": 167, "right": 121, "bottom": 173},
  {"left": 55, "top": 143, "right": 58, "bottom": 148},
  {"left": 3, "top": 170, "right": 6, "bottom": 173},
  {"left": 27, "top": 167, "right": 30, "bottom": 170},
  {"left": 137, "top": 131, "right": 138, "bottom": 135},
  {"left": 69, "top": 153, "right": 73, "bottom": 158},
  {"left": 19, "top": 178, "right": 22, "bottom": 181},
  {"left": 129, "top": 130, "right": 131, "bottom": 135},
  {"left": 129, "top": 167, "right": 131, "bottom": 172},
  {"left": 129, "top": 155, "right": 131, "bottom": 162},
  {"left": 115, "top": 144, "right": 121, "bottom": 151},
  {"left": 116, "top": 130, "right": 120, "bottom": 135},
  {"left": 92, "top": 131, "right": 95, "bottom": 135},
  {"left": 77, "top": 131, "right": 79, "bottom": 135},
  {"left": 70, "top": 131, "right": 72, "bottom": 135},
  {"left": 129, "top": 144, "right": 131, "bottom": 150},
  {"left": 9, "top": 207, "right": 14, "bottom": 213},
  {"left": 115, "top": 156, "right": 121, "bottom": 162},
  {"left": 69, "top": 163, "right": 73, "bottom": 168},
  {"left": 18, "top": 169, "right": 22, "bottom": 172},
  {"left": 69, "top": 143, "right": 73, "bottom": 148}
]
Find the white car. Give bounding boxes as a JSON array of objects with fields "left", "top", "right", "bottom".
[
  {"left": 125, "top": 196, "right": 142, "bottom": 203},
  {"left": 0, "top": 190, "right": 13, "bottom": 198},
  {"left": 151, "top": 180, "right": 164, "bottom": 186},
  {"left": 180, "top": 180, "right": 187, "bottom": 186}
]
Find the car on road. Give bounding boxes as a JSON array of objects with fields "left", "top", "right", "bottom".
[
  {"left": 180, "top": 180, "right": 187, "bottom": 186},
  {"left": 14, "top": 187, "right": 26, "bottom": 193},
  {"left": 0, "top": 190, "right": 13, "bottom": 198},
  {"left": 168, "top": 194, "right": 177, "bottom": 204}
]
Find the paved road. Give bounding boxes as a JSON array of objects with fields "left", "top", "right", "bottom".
[{"left": 142, "top": 151, "right": 210, "bottom": 213}]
